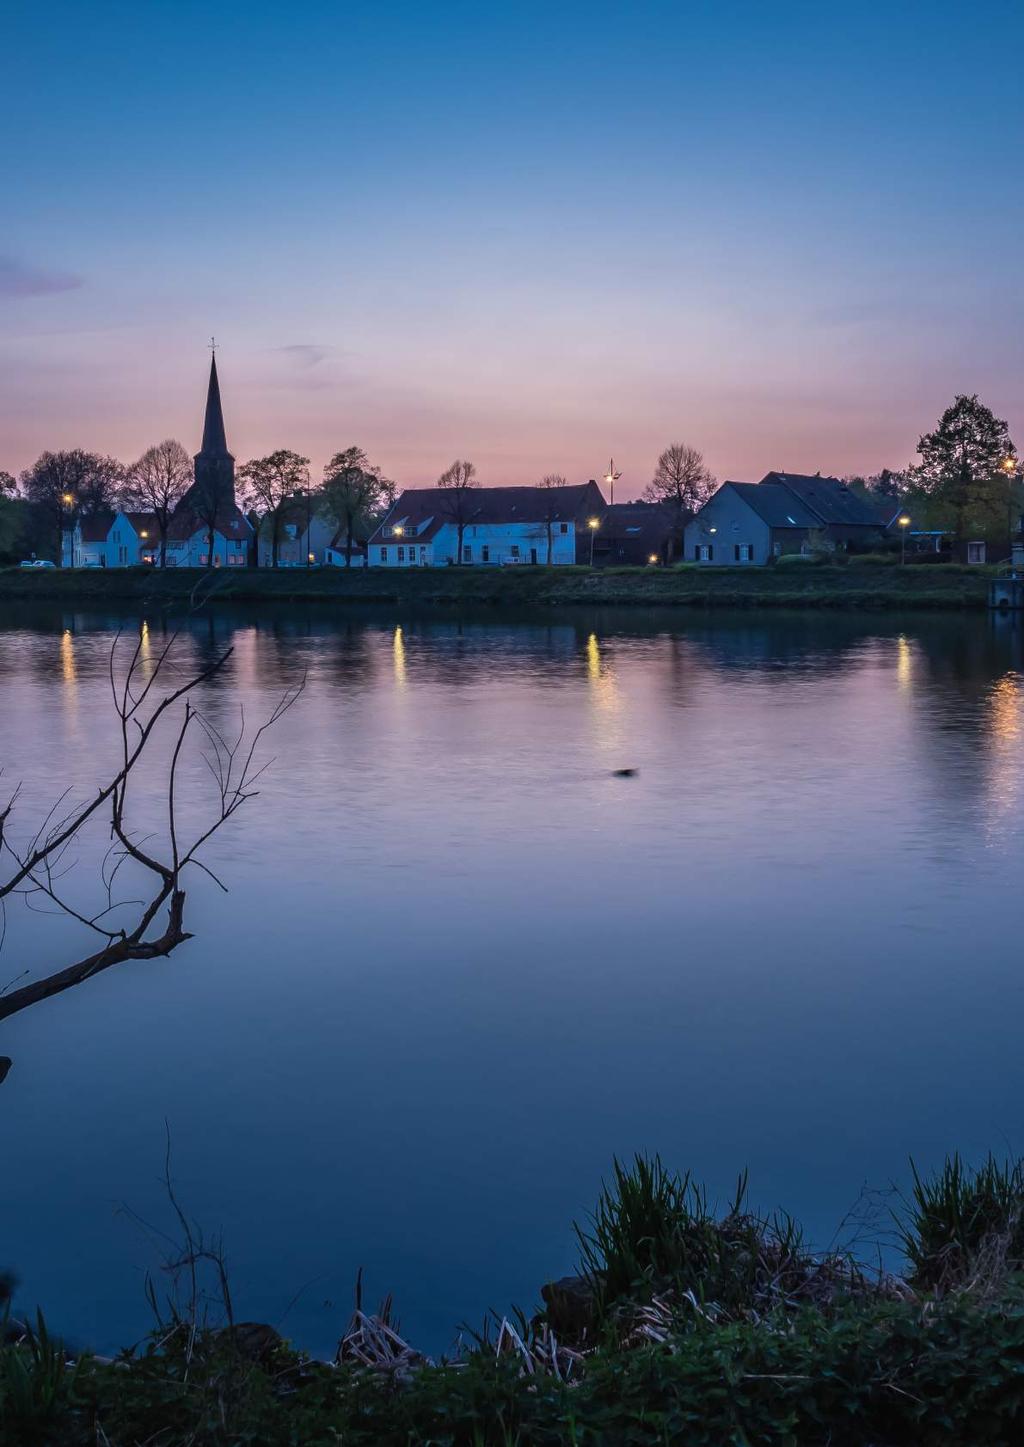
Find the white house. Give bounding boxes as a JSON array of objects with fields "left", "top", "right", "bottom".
[
  {"left": 62, "top": 511, "right": 161, "bottom": 567},
  {"left": 254, "top": 503, "right": 338, "bottom": 567},
  {"left": 164, "top": 504, "right": 252, "bottom": 567},
  {"left": 367, "top": 483, "right": 607, "bottom": 567}
]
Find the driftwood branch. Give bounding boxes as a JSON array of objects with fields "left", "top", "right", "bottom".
[{"left": 0, "top": 629, "right": 302, "bottom": 1033}]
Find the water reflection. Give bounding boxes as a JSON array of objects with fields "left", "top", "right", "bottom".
[{"left": 2, "top": 603, "right": 1024, "bottom": 1361}]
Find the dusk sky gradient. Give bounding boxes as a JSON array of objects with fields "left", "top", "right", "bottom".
[{"left": 3, "top": 0, "right": 1023, "bottom": 494}]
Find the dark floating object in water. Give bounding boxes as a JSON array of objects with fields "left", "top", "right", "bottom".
[{"left": 612, "top": 768, "right": 638, "bottom": 778}]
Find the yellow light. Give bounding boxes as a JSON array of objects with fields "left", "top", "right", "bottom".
[
  {"left": 1003, "top": 457, "right": 1017, "bottom": 474},
  {"left": 140, "top": 530, "right": 148, "bottom": 538},
  {"left": 588, "top": 517, "right": 600, "bottom": 530},
  {"left": 648, "top": 553, "right": 658, "bottom": 564},
  {"left": 899, "top": 515, "right": 910, "bottom": 527},
  {"left": 393, "top": 525, "right": 405, "bottom": 536},
  {"left": 62, "top": 492, "right": 74, "bottom": 506},
  {"left": 308, "top": 552, "right": 315, "bottom": 563}
]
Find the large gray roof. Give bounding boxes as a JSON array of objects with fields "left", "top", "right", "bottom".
[
  {"left": 726, "top": 482, "right": 820, "bottom": 528},
  {"left": 760, "top": 472, "right": 881, "bottom": 528}
]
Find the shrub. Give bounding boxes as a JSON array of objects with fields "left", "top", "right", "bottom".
[
  {"left": 897, "top": 1153, "right": 1024, "bottom": 1292},
  {"left": 851, "top": 552, "right": 899, "bottom": 566}
]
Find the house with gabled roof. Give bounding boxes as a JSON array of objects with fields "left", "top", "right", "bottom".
[
  {"left": 62, "top": 510, "right": 161, "bottom": 567},
  {"left": 367, "top": 481, "right": 606, "bottom": 566},
  {"left": 683, "top": 473, "right": 885, "bottom": 565}
]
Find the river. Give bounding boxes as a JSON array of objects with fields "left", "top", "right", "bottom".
[{"left": 1, "top": 601, "right": 1022, "bottom": 1356}]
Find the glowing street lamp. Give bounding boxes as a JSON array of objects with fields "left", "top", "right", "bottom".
[
  {"left": 587, "top": 515, "right": 600, "bottom": 566},
  {"left": 1002, "top": 457, "right": 1018, "bottom": 555},
  {"left": 602, "top": 458, "right": 622, "bottom": 505},
  {"left": 898, "top": 513, "right": 911, "bottom": 566},
  {"left": 392, "top": 525, "right": 405, "bottom": 537},
  {"left": 648, "top": 553, "right": 658, "bottom": 565}
]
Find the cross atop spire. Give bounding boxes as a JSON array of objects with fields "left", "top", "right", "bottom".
[{"left": 199, "top": 352, "right": 229, "bottom": 457}]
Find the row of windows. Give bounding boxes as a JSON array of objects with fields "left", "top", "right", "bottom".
[{"left": 695, "top": 544, "right": 754, "bottom": 562}]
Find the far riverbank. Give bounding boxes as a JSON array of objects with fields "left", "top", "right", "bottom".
[{"left": 0, "top": 561, "right": 995, "bottom": 610}]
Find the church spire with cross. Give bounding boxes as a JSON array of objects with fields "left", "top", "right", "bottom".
[{"left": 189, "top": 343, "right": 236, "bottom": 507}]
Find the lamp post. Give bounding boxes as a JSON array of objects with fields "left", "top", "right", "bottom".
[
  {"left": 1002, "top": 456, "right": 1017, "bottom": 563},
  {"left": 603, "top": 459, "right": 622, "bottom": 506},
  {"left": 898, "top": 514, "right": 910, "bottom": 566},
  {"left": 588, "top": 516, "right": 600, "bottom": 566}
]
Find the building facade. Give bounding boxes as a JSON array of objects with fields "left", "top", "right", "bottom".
[
  {"left": 684, "top": 473, "right": 884, "bottom": 565},
  {"left": 368, "top": 482, "right": 606, "bottom": 566}
]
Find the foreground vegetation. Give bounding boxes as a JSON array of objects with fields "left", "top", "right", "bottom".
[
  {"left": 0, "top": 559, "right": 995, "bottom": 611},
  {"left": 6, "top": 1152, "right": 1024, "bottom": 1444}
]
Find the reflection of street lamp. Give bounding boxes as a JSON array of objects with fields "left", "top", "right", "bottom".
[
  {"left": 588, "top": 516, "right": 600, "bottom": 566},
  {"left": 898, "top": 513, "right": 910, "bottom": 566}
]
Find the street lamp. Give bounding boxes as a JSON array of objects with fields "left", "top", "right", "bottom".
[
  {"left": 1002, "top": 456, "right": 1018, "bottom": 559},
  {"left": 898, "top": 513, "right": 910, "bottom": 566},
  {"left": 603, "top": 459, "right": 622, "bottom": 506},
  {"left": 587, "top": 515, "right": 600, "bottom": 566},
  {"left": 648, "top": 553, "right": 658, "bottom": 565}
]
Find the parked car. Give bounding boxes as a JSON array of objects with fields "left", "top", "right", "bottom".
[{"left": 19, "top": 559, "right": 57, "bottom": 569}]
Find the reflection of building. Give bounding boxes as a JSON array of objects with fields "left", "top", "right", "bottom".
[
  {"left": 368, "top": 482, "right": 606, "bottom": 566},
  {"left": 684, "top": 473, "right": 884, "bottom": 564}
]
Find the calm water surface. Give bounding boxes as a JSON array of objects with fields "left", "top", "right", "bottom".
[{"left": 1, "top": 601, "right": 1023, "bottom": 1355}]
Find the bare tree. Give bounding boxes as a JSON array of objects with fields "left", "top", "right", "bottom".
[
  {"left": 19, "top": 450, "right": 124, "bottom": 565},
  {"left": 238, "top": 451, "right": 311, "bottom": 567},
  {"left": 436, "top": 459, "right": 479, "bottom": 564},
  {"left": 536, "top": 474, "right": 568, "bottom": 565},
  {"left": 643, "top": 444, "right": 716, "bottom": 560},
  {"left": 0, "top": 632, "right": 301, "bottom": 1042},
  {"left": 123, "top": 440, "right": 193, "bottom": 567}
]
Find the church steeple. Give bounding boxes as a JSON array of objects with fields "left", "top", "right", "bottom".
[
  {"left": 189, "top": 349, "right": 236, "bottom": 508},
  {"left": 200, "top": 354, "right": 230, "bottom": 457}
]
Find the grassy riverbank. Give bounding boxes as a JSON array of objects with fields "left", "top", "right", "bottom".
[
  {"left": 6, "top": 1153, "right": 1024, "bottom": 1444},
  {"left": 0, "top": 561, "right": 993, "bottom": 610}
]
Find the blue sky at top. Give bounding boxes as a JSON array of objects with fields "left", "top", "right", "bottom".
[{"left": 2, "top": 0, "right": 1022, "bottom": 490}]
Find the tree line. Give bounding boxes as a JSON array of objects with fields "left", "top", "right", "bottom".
[
  {"left": 0, "top": 444, "right": 397, "bottom": 567},
  {"left": 2, "top": 390, "right": 1016, "bottom": 568},
  {"left": 846, "top": 394, "right": 1020, "bottom": 546}
]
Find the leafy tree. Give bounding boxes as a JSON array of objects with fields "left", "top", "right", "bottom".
[
  {"left": 237, "top": 450, "right": 311, "bottom": 567},
  {"left": 320, "top": 446, "right": 395, "bottom": 567},
  {"left": 123, "top": 439, "right": 193, "bottom": 567},
  {"left": 19, "top": 450, "right": 123, "bottom": 565},
  {"left": 643, "top": 444, "right": 716, "bottom": 559},
  {"left": 0, "top": 493, "right": 28, "bottom": 564},
  {"left": 436, "top": 459, "right": 479, "bottom": 564},
  {"left": 914, "top": 395, "right": 1017, "bottom": 545},
  {"left": 536, "top": 474, "right": 568, "bottom": 564},
  {"left": 0, "top": 471, "right": 15, "bottom": 496}
]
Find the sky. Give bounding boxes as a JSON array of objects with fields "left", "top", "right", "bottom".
[{"left": 2, "top": 0, "right": 1023, "bottom": 497}]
